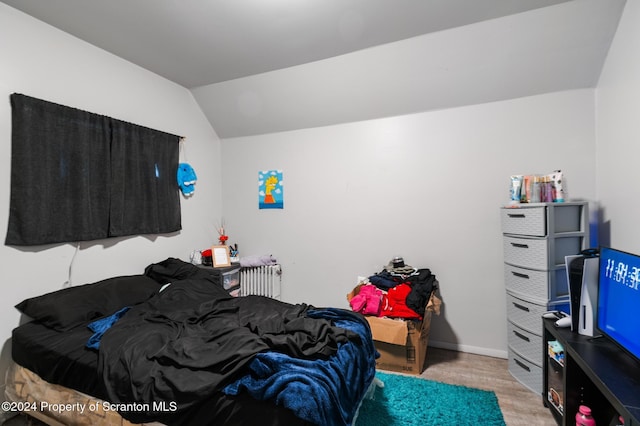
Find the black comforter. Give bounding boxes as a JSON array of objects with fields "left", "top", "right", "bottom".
[{"left": 95, "top": 259, "right": 373, "bottom": 425}]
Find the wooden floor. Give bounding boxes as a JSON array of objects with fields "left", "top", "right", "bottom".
[{"left": 420, "top": 347, "right": 556, "bottom": 426}]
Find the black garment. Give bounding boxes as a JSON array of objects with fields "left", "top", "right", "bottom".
[
  {"left": 144, "top": 257, "right": 216, "bottom": 284},
  {"left": 97, "top": 277, "right": 353, "bottom": 424},
  {"left": 405, "top": 268, "right": 438, "bottom": 315},
  {"left": 368, "top": 269, "right": 402, "bottom": 289}
]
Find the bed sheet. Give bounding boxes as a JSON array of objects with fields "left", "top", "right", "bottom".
[
  {"left": 10, "top": 321, "right": 314, "bottom": 426},
  {"left": 12, "top": 320, "right": 107, "bottom": 400}
]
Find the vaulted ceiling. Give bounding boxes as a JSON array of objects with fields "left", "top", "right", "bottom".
[{"left": 1, "top": 0, "right": 627, "bottom": 138}]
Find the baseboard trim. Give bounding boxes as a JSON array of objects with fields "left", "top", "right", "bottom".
[{"left": 428, "top": 340, "right": 508, "bottom": 359}]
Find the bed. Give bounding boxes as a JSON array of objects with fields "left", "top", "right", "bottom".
[{"left": 6, "top": 258, "right": 377, "bottom": 426}]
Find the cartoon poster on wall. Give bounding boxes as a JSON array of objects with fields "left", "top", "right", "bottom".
[{"left": 259, "top": 170, "right": 283, "bottom": 209}]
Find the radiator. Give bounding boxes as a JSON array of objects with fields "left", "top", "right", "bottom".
[{"left": 240, "top": 264, "right": 282, "bottom": 300}]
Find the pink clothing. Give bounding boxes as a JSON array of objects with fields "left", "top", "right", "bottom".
[{"left": 349, "top": 284, "right": 383, "bottom": 316}]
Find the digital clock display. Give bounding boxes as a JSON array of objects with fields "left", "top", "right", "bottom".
[{"left": 597, "top": 247, "right": 640, "bottom": 362}]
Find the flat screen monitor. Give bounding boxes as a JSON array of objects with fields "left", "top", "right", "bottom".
[{"left": 597, "top": 247, "right": 640, "bottom": 362}]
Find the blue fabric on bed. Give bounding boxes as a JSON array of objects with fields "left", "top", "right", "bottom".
[
  {"left": 86, "top": 307, "right": 130, "bottom": 350},
  {"left": 223, "top": 308, "right": 377, "bottom": 426}
]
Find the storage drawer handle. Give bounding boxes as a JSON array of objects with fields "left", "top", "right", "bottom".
[
  {"left": 511, "top": 242, "right": 529, "bottom": 249},
  {"left": 507, "top": 213, "right": 526, "bottom": 218},
  {"left": 512, "top": 302, "right": 530, "bottom": 312},
  {"left": 513, "top": 330, "right": 530, "bottom": 342},
  {"left": 511, "top": 271, "right": 530, "bottom": 279},
  {"left": 514, "top": 358, "right": 531, "bottom": 372}
]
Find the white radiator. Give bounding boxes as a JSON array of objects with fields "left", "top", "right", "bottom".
[{"left": 240, "top": 265, "right": 281, "bottom": 300}]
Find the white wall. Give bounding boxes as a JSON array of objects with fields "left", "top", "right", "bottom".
[
  {"left": 596, "top": 0, "right": 640, "bottom": 253},
  {"left": 0, "top": 4, "right": 222, "bottom": 391},
  {"left": 221, "top": 89, "right": 597, "bottom": 357}
]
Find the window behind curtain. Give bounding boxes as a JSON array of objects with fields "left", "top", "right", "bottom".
[{"left": 5, "top": 93, "right": 181, "bottom": 246}]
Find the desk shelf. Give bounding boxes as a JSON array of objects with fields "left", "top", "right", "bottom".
[{"left": 543, "top": 318, "right": 640, "bottom": 426}]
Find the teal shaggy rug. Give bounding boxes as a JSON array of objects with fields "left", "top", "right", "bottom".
[{"left": 355, "top": 371, "right": 506, "bottom": 426}]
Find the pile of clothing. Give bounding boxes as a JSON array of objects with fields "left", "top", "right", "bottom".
[{"left": 349, "top": 257, "right": 437, "bottom": 320}]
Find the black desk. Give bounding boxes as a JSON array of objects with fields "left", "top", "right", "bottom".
[{"left": 543, "top": 318, "right": 640, "bottom": 425}]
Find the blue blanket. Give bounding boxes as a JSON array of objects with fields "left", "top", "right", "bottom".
[
  {"left": 224, "top": 308, "right": 377, "bottom": 426},
  {"left": 86, "top": 307, "right": 130, "bottom": 350}
]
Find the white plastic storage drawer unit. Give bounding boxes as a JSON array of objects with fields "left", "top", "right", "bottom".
[
  {"left": 503, "top": 235, "right": 584, "bottom": 271},
  {"left": 506, "top": 293, "right": 548, "bottom": 334},
  {"left": 500, "top": 207, "right": 546, "bottom": 236},
  {"left": 508, "top": 321, "right": 543, "bottom": 367},
  {"left": 504, "top": 264, "right": 569, "bottom": 303},
  {"left": 500, "top": 202, "right": 588, "bottom": 395},
  {"left": 503, "top": 236, "right": 548, "bottom": 270},
  {"left": 508, "top": 350, "right": 542, "bottom": 395}
]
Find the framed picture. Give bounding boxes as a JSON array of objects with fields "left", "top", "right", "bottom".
[
  {"left": 211, "top": 245, "right": 231, "bottom": 267},
  {"left": 259, "top": 169, "right": 284, "bottom": 209}
]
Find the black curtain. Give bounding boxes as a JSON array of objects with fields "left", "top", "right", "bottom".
[
  {"left": 5, "top": 93, "right": 181, "bottom": 246},
  {"left": 109, "top": 119, "right": 181, "bottom": 236}
]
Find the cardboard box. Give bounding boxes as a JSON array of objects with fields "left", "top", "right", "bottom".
[{"left": 347, "top": 285, "right": 441, "bottom": 375}]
